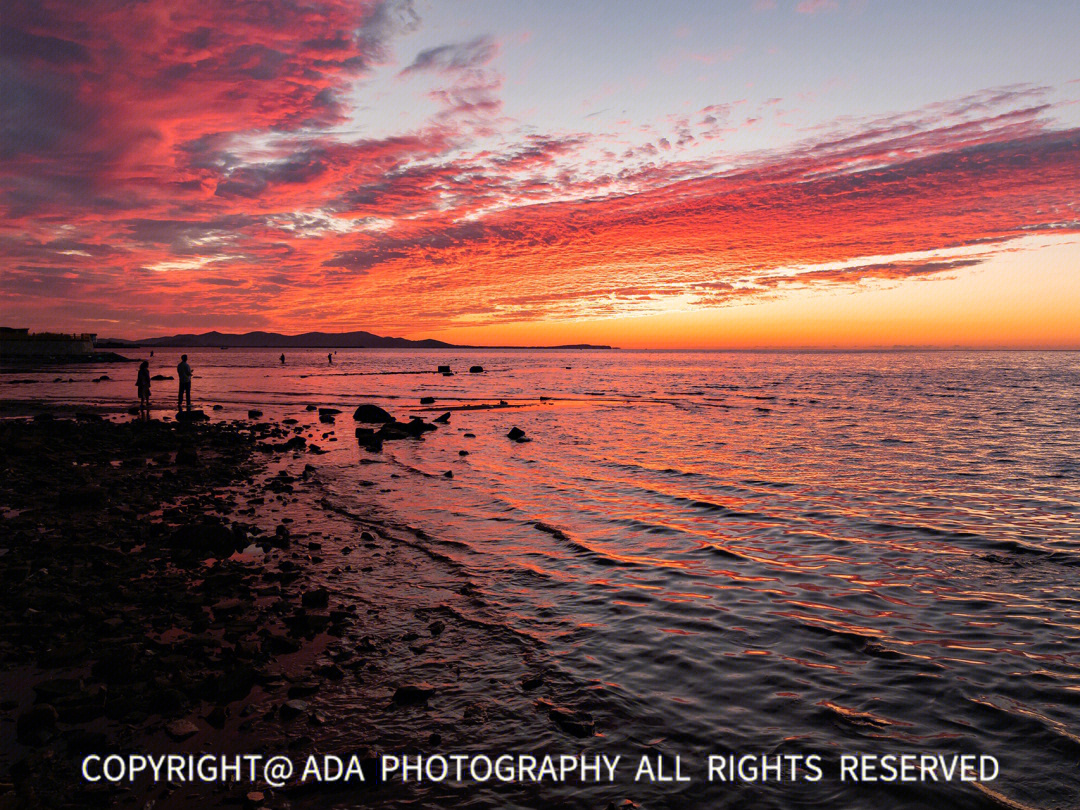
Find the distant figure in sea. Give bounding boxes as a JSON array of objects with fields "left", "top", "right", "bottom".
[
  {"left": 177, "top": 354, "right": 193, "bottom": 411},
  {"left": 136, "top": 360, "right": 151, "bottom": 418},
  {"left": 328, "top": 352, "right": 333, "bottom": 365},
  {"left": 280, "top": 353, "right": 286, "bottom": 365}
]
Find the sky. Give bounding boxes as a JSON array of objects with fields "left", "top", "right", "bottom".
[{"left": 1, "top": 0, "right": 1078, "bottom": 348}]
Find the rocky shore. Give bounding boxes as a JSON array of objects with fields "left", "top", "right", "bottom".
[{"left": 0, "top": 411, "right": 612, "bottom": 810}]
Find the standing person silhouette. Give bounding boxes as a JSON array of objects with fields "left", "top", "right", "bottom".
[
  {"left": 136, "top": 360, "right": 151, "bottom": 418},
  {"left": 177, "top": 355, "right": 193, "bottom": 411},
  {"left": 328, "top": 352, "right": 333, "bottom": 365},
  {"left": 280, "top": 353, "right": 285, "bottom": 365}
]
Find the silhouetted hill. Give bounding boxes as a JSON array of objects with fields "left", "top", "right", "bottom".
[{"left": 126, "top": 330, "right": 613, "bottom": 350}]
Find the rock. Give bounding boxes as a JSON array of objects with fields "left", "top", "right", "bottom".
[
  {"left": 353, "top": 403, "right": 394, "bottom": 423},
  {"left": 301, "top": 587, "right": 329, "bottom": 608},
  {"left": 433, "top": 412, "right": 451, "bottom": 423},
  {"left": 393, "top": 684, "right": 435, "bottom": 705},
  {"left": 206, "top": 705, "right": 229, "bottom": 729},
  {"left": 463, "top": 432, "right": 475, "bottom": 438},
  {"left": 437, "top": 365, "right": 451, "bottom": 373},
  {"left": 175, "top": 446, "right": 199, "bottom": 465},
  {"left": 318, "top": 407, "right": 342, "bottom": 416},
  {"left": 420, "top": 396, "right": 435, "bottom": 404},
  {"left": 507, "top": 427, "right": 526, "bottom": 441},
  {"left": 443, "top": 471, "right": 453, "bottom": 479},
  {"left": 212, "top": 403, "right": 224, "bottom": 410},
  {"left": 319, "top": 413, "right": 336, "bottom": 424},
  {"left": 33, "top": 677, "right": 83, "bottom": 703},
  {"left": 429, "top": 620, "right": 445, "bottom": 636},
  {"left": 165, "top": 719, "right": 200, "bottom": 740},
  {"left": 171, "top": 518, "right": 238, "bottom": 557},
  {"left": 306, "top": 404, "right": 318, "bottom": 411},
  {"left": 248, "top": 409, "right": 263, "bottom": 419},
  {"left": 284, "top": 436, "right": 307, "bottom": 450},
  {"left": 549, "top": 706, "right": 595, "bottom": 737},
  {"left": 403, "top": 417, "right": 436, "bottom": 436},
  {"left": 151, "top": 374, "right": 173, "bottom": 381},
  {"left": 60, "top": 484, "right": 106, "bottom": 509},
  {"left": 176, "top": 409, "right": 208, "bottom": 422},
  {"left": 521, "top": 674, "right": 544, "bottom": 691},
  {"left": 279, "top": 700, "right": 308, "bottom": 720},
  {"left": 17, "top": 704, "right": 58, "bottom": 746},
  {"left": 469, "top": 365, "right": 484, "bottom": 373}
]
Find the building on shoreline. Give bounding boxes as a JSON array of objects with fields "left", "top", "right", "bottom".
[{"left": 0, "top": 327, "right": 97, "bottom": 358}]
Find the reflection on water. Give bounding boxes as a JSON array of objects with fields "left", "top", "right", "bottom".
[{"left": 7, "top": 349, "right": 1080, "bottom": 808}]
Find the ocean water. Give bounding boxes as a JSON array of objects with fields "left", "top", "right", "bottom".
[{"left": 5, "top": 348, "right": 1080, "bottom": 808}]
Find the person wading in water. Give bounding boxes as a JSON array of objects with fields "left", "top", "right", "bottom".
[
  {"left": 177, "top": 355, "right": 193, "bottom": 411},
  {"left": 136, "top": 360, "right": 151, "bottom": 419}
]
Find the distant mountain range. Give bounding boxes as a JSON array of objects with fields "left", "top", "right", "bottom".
[{"left": 99, "top": 330, "right": 612, "bottom": 350}]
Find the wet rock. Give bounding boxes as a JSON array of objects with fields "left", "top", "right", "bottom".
[
  {"left": 353, "top": 404, "right": 394, "bottom": 423},
  {"left": 301, "top": 587, "right": 329, "bottom": 608},
  {"left": 521, "top": 674, "right": 544, "bottom": 691},
  {"left": 469, "top": 365, "right": 484, "bottom": 373},
  {"left": 507, "top": 427, "right": 526, "bottom": 441},
  {"left": 459, "top": 450, "right": 469, "bottom": 456},
  {"left": 437, "top": 365, "right": 451, "bottom": 374},
  {"left": 463, "top": 432, "right": 475, "bottom": 438},
  {"left": 404, "top": 417, "right": 436, "bottom": 436},
  {"left": 279, "top": 700, "right": 308, "bottom": 720},
  {"left": 318, "top": 407, "right": 342, "bottom": 416},
  {"left": 175, "top": 446, "right": 199, "bottom": 465},
  {"left": 206, "top": 705, "right": 229, "bottom": 729},
  {"left": 319, "top": 413, "right": 336, "bottom": 424},
  {"left": 284, "top": 436, "right": 307, "bottom": 450},
  {"left": 248, "top": 409, "right": 263, "bottom": 419},
  {"left": 393, "top": 684, "right": 435, "bottom": 705},
  {"left": 33, "top": 677, "right": 83, "bottom": 703},
  {"left": 212, "top": 404, "right": 224, "bottom": 410},
  {"left": 151, "top": 374, "right": 173, "bottom": 381},
  {"left": 60, "top": 484, "right": 106, "bottom": 510},
  {"left": 172, "top": 517, "right": 238, "bottom": 556},
  {"left": 287, "top": 682, "right": 321, "bottom": 699},
  {"left": 175, "top": 409, "right": 209, "bottom": 422},
  {"left": 428, "top": 620, "right": 445, "bottom": 636},
  {"left": 548, "top": 706, "right": 595, "bottom": 737},
  {"left": 306, "top": 404, "right": 318, "bottom": 411},
  {"left": 433, "top": 411, "right": 451, "bottom": 423},
  {"left": 443, "top": 471, "right": 453, "bottom": 479},
  {"left": 17, "top": 704, "right": 58, "bottom": 746},
  {"left": 420, "top": 396, "right": 435, "bottom": 404},
  {"left": 165, "top": 719, "right": 200, "bottom": 741}
]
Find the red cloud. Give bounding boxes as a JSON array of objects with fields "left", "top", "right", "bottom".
[{"left": 1, "top": 2, "right": 1078, "bottom": 337}]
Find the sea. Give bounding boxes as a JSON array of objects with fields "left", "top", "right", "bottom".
[{"left": 5, "top": 348, "right": 1079, "bottom": 809}]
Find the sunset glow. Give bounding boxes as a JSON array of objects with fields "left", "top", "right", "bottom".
[{"left": 2, "top": 1, "right": 1079, "bottom": 346}]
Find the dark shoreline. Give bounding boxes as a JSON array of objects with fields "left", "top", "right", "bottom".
[{"left": 0, "top": 411, "right": 603, "bottom": 809}]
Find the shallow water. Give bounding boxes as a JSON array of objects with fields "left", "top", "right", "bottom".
[{"left": 6, "top": 349, "right": 1080, "bottom": 808}]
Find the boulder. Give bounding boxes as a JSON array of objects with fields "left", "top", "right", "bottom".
[
  {"left": 507, "top": 427, "right": 526, "bottom": 441},
  {"left": 248, "top": 409, "right": 263, "bottom": 419},
  {"left": 352, "top": 404, "right": 394, "bottom": 423},
  {"left": 469, "top": 365, "right": 484, "bottom": 373},
  {"left": 433, "top": 412, "right": 451, "bottom": 423},
  {"left": 318, "top": 408, "right": 342, "bottom": 416},
  {"left": 420, "top": 396, "right": 435, "bottom": 404},
  {"left": 165, "top": 719, "right": 200, "bottom": 741},
  {"left": 301, "top": 587, "right": 330, "bottom": 609},
  {"left": 175, "top": 409, "right": 208, "bottom": 422},
  {"left": 393, "top": 684, "right": 435, "bottom": 705},
  {"left": 437, "top": 365, "right": 451, "bottom": 373},
  {"left": 175, "top": 446, "right": 199, "bottom": 465},
  {"left": 17, "top": 704, "right": 58, "bottom": 746}
]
